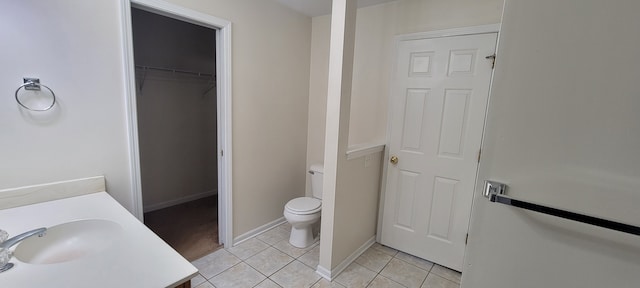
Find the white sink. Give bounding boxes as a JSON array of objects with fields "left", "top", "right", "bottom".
[{"left": 13, "top": 219, "right": 123, "bottom": 264}]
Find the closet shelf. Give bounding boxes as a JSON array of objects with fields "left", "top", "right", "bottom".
[
  {"left": 135, "top": 65, "right": 214, "bottom": 78},
  {"left": 135, "top": 65, "right": 216, "bottom": 94}
]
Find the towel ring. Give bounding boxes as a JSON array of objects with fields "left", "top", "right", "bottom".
[{"left": 15, "top": 80, "right": 56, "bottom": 111}]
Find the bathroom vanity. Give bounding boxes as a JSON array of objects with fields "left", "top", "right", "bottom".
[{"left": 0, "top": 177, "right": 197, "bottom": 288}]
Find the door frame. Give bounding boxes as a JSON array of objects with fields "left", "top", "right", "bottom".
[
  {"left": 376, "top": 24, "right": 501, "bottom": 244},
  {"left": 120, "top": 0, "right": 234, "bottom": 247}
]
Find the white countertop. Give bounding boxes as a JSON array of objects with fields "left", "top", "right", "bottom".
[{"left": 0, "top": 192, "right": 198, "bottom": 287}]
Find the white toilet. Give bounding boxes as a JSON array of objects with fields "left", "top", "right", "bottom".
[{"left": 283, "top": 164, "right": 323, "bottom": 248}]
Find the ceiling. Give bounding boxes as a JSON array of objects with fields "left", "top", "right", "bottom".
[{"left": 276, "top": 0, "right": 396, "bottom": 17}]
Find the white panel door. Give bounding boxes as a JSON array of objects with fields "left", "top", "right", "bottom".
[{"left": 381, "top": 33, "right": 497, "bottom": 271}]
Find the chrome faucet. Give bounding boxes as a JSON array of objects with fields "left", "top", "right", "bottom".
[
  {"left": 0, "top": 227, "right": 47, "bottom": 273},
  {"left": 0, "top": 227, "right": 47, "bottom": 250}
]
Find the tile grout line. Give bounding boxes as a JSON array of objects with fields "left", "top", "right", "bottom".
[
  {"left": 265, "top": 238, "right": 319, "bottom": 287},
  {"left": 194, "top": 223, "right": 460, "bottom": 288},
  {"left": 200, "top": 237, "right": 271, "bottom": 286},
  {"left": 216, "top": 228, "right": 319, "bottom": 288},
  {"left": 368, "top": 256, "right": 402, "bottom": 288},
  {"left": 360, "top": 245, "right": 446, "bottom": 288}
]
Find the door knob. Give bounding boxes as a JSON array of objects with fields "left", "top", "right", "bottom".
[{"left": 390, "top": 156, "right": 398, "bottom": 165}]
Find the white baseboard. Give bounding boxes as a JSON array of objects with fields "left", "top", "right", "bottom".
[
  {"left": 316, "top": 235, "right": 376, "bottom": 281},
  {"left": 143, "top": 190, "right": 217, "bottom": 213},
  {"left": 233, "top": 217, "right": 287, "bottom": 246},
  {"left": 316, "top": 265, "right": 332, "bottom": 281}
]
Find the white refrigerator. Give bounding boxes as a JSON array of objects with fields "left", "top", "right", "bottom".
[{"left": 462, "top": 0, "right": 640, "bottom": 287}]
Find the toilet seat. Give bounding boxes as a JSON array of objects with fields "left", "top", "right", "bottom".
[{"left": 285, "top": 197, "right": 321, "bottom": 215}]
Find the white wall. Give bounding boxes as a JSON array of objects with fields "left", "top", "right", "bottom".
[
  {"left": 318, "top": 0, "right": 360, "bottom": 274},
  {"left": 463, "top": 0, "right": 640, "bottom": 287},
  {"left": 132, "top": 8, "right": 217, "bottom": 211},
  {"left": 0, "top": 1, "right": 135, "bottom": 210},
  {"left": 162, "top": 0, "right": 312, "bottom": 238}
]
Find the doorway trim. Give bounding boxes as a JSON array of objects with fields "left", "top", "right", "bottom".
[
  {"left": 377, "top": 24, "right": 501, "bottom": 243},
  {"left": 120, "top": 0, "right": 234, "bottom": 247}
]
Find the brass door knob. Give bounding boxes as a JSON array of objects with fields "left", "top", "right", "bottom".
[{"left": 390, "top": 156, "right": 399, "bottom": 165}]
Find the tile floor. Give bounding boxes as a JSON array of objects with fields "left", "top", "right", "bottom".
[{"left": 190, "top": 222, "right": 461, "bottom": 288}]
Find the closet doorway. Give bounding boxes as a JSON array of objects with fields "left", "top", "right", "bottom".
[{"left": 131, "top": 7, "right": 220, "bottom": 261}]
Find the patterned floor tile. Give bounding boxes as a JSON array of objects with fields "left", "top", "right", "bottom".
[
  {"left": 355, "top": 247, "right": 393, "bottom": 273},
  {"left": 191, "top": 249, "right": 241, "bottom": 279},
  {"left": 245, "top": 247, "right": 294, "bottom": 276},
  {"left": 191, "top": 236, "right": 462, "bottom": 288},
  {"left": 190, "top": 273, "right": 207, "bottom": 287},
  {"left": 273, "top": 238, "right": 317, "bottom": 258},
  {"left": 299, "top": 244, "right": 321, "bottom": 269},
  {"left": 194, "top": 281, "right": 215, "bottom": 288},
  {"left": 312, "top": 278, "right": 346, "bottom": 288},
  {"left": 395, "top": 252, "right": 434, "bottom": 271},
  {"left": 367, "top": 275, "right": 406, "bottom": 288},
  {"left": 371, "top": 242, "right": 398, "bottom": 257},
  {"left": 271, "top": 260, "right": 321, "bottom": 288},
  {"left": 255, "top": 278, "right": 283, "bottom": 288},
  {"left": 209, "top": 262, "right": 266, "bottom": 288},
  {"left": 227, "top": 238, "right": 270, "bottom": 260},
  {"left": 334, "top": 262, "right": 377, "bottom": 288},
  {"left": 256, "top": 225, "right": 290, "bottom": 245},
  {"left": 380, "top": 258, "right": 428, "bottom": 288},
  {"left": 421, "top": 273, "right": 460, "bottom": 288},
  {"left": 430, "top": 264, "right": 461, "bottom": 284}
]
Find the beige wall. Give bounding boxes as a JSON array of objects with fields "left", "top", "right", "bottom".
[
  {"left": 349, "top": 3, "right": 398, "bottom": 146},
  {"left": 318, "top": 0, "right": 384, "bottom": 273},
  {"left": 331, "top": 153, "right": 383, "bottom": 267},
  {"left": 394, "top": 0, "right": 504, "bottom": 34},
  {"left": 311, "top": 0, "right": 503, "bottom": 274},
  {"left": 136, "top": 73, "right": 217, "bottom": 210},
  {"left": 305, "top": 15, "right": 331, "bottom": 190},
  {"left": 306, "top": 0, "right": 503, "bottom": 195},
  {"left": 163, "top": 0, "right": 312, "bottom": 238}
]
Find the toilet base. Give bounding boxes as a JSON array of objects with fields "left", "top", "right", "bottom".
[{"left": 289, "top": 226, "right": 314, "bottom": 248}]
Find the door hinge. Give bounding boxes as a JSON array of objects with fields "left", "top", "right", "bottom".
[
  {"left": 221, "top": 150, "right": 224, "bottom": 157},
  {"left": 477, "top": 149, "right": 482, "bottom": 163},
  {"left": 485, "top": 54, "right": 496, "bottom": 69},
  {"left": 465, "top": 233, "right": 469, "bottom": 245}
]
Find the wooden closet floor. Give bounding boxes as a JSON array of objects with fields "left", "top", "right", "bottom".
[{"left": 144, "top": 195, "right": 221, "bottom": 261}]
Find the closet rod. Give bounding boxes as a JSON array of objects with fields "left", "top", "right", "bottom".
[{"left": 135, "top": 65, "right": 214, "bottom": 77}]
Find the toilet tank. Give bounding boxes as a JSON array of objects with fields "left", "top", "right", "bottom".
[{"left": 309, "top": 164, "right": 324, "bottom": 199}]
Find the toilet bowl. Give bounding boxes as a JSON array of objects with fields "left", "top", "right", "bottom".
[{"left": 283, "top": 164, "right": 323, "bottom": 248}]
